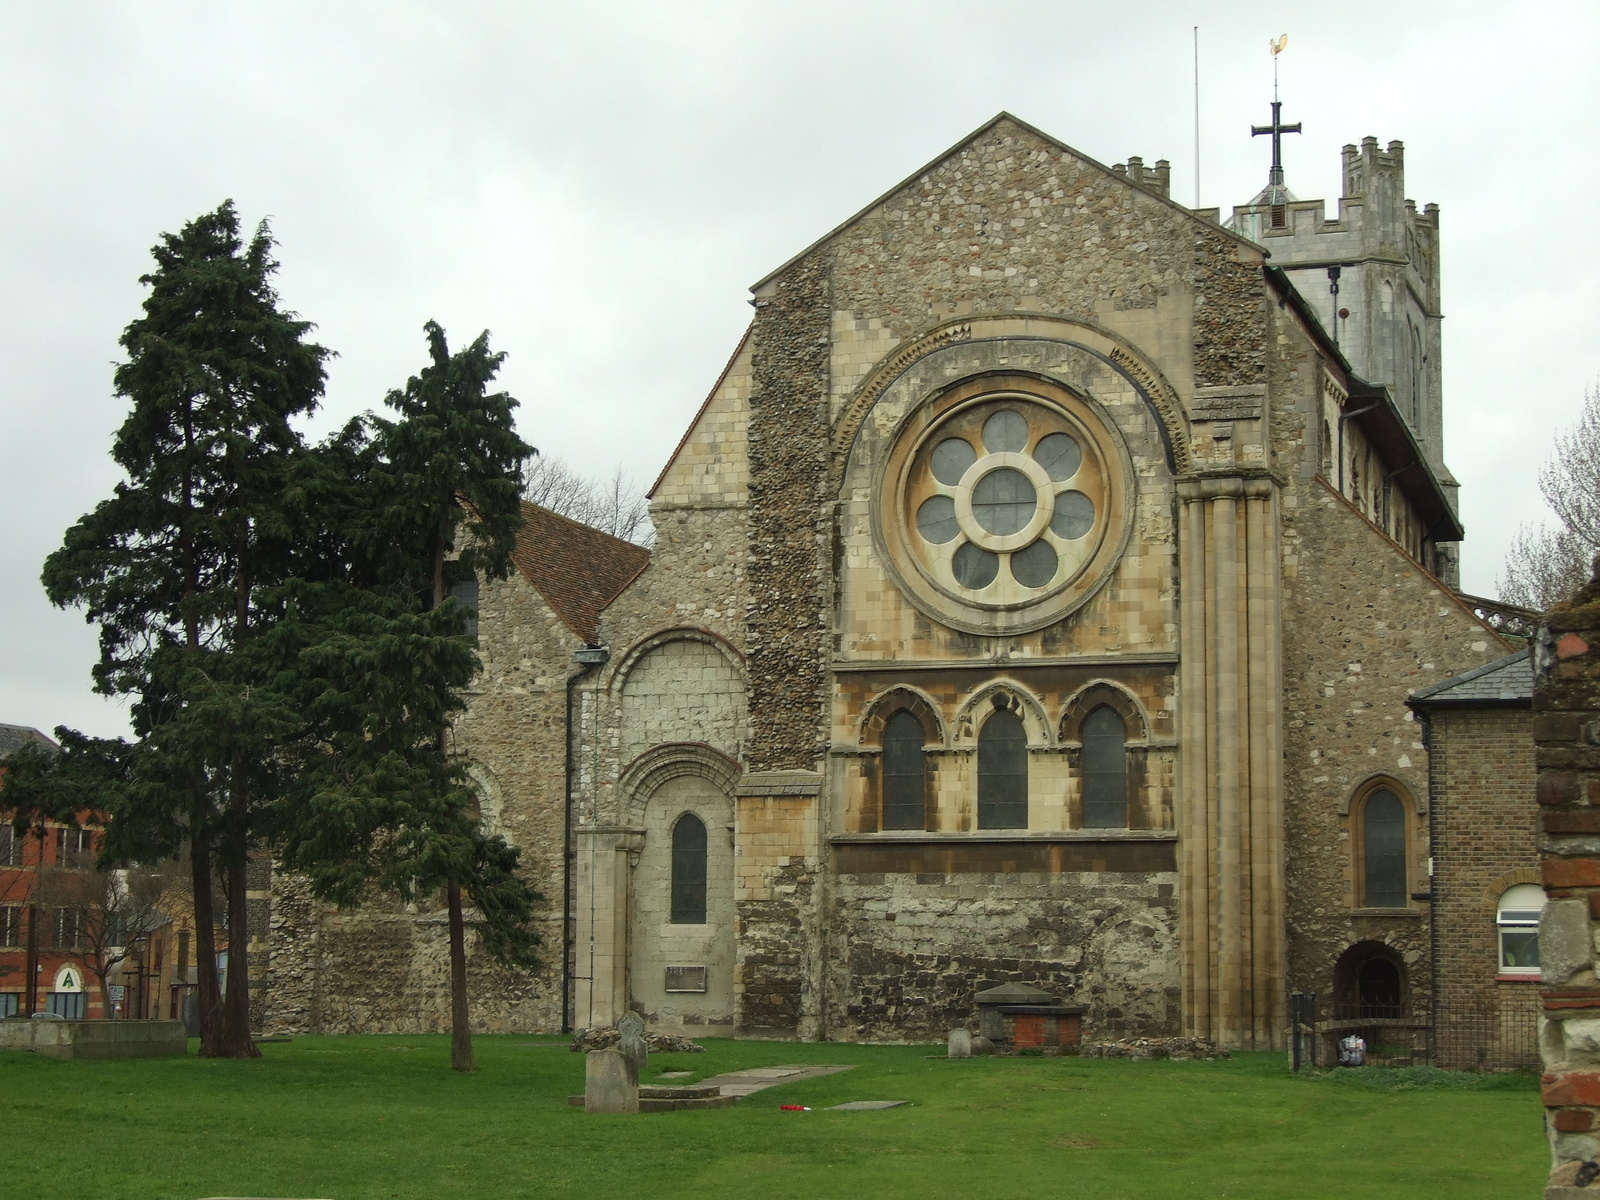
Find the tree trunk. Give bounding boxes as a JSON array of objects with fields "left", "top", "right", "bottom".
[
  {"left": 217, "top": 803, "right": 259, "bottom": 1058},
  {"left": 448, "top": 878, "right": 473, "bottom": 1072},
  {"left": 436, "top": 532, "right": 475, "bottom": 1072},
  {"left": 191, "top": 824, "right": 225, "bottom": 1055}
]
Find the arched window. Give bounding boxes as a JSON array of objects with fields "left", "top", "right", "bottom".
[
  {"left": 1361, "top": 788, "right": 1407, "bottom": 907},
  {"left": 978, "top": 708, "right": 1028, "bottom": 829},
  {"left": 1497, "top": 884, "right": 1545, "bottom": 976},
  {"left": 881, "top": 710, "right": 926, "bottom": 831},
  {"left": 670, "top": 813, "right": 707, "bottom": 924},
  {"left": 1081, "top": 706, "right": 1127, "bottom": 828}
]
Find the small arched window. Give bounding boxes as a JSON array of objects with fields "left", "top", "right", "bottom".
[
  {"left": 978, "top": 708, "right": 1028, "bottom": 829},
  {"left": 670, "top": 813, "right": 707, "bottom": 925},
  {"left": 1081, "top": 706, "right": 1127, "bottom": 828},
  {"left": 1497, "top": 884, "right": 1545, "bottom": 976},
  {"left": 881, "top": 711, "right": 926, "bottom": 831},
  {"left": 1362, "top": 789, "right": 1407, "bottom": 907}
]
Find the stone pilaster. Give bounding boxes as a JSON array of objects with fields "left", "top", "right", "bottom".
[
  {"left": 1534, "top": 575, "right": 1600, "bottom": 1197},
  {"left": 1177, "top": 474, "right": 1285, "bottom": 1050},
  {"left": 571, "top": 827, "right": 643, "bottom": 1030}
]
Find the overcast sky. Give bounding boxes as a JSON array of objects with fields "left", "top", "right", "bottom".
[{"left": 3, "top": 1, "right": 1596, "bottom": 739}]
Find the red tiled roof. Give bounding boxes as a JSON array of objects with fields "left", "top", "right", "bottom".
[{"left": 510, "top": 502, "right": 650, "bottom": 643}]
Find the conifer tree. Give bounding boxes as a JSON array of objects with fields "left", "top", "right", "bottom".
[
  {"left": 275, "top": 321, "right": 538, "bottom": 1072},
  {"left": 39, "top": 202, "right": 329, "bottom": 1057}
]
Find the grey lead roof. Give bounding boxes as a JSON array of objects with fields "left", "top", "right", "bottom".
[
  {"left": 0, "top": 723, "right": 58, "bottom": 759},
  {"left": 1408, "top": 648, "right": 1533, "bottom": 707}
]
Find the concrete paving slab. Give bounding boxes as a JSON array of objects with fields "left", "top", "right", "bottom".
[{"left": 827, "top": 1100, "right": 909, "bottom": 1110}]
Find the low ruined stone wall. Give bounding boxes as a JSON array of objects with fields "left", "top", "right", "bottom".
[{"left": 825, "top": 868, "right": 1179, "bottom": 1043}]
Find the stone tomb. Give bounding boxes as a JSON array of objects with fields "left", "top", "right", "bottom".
[{"left": 973, "top": 983, "right": 1084, "bottom": 1052}]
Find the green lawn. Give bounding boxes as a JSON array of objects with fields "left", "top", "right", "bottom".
[{"left": 0, "top": 1035, "right": 1546, "bottom": 1199}]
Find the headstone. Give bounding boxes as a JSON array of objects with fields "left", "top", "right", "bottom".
[
  {"left": 617, "top": 1011, "right": 648, "bottom": 1082},
  {"left": 947, "top": 1028, "right": 972, "bottom": 1058},
  {"left": 971, "top": 1035, "right": 995, "bottom": 1056},
  {"left": 585, "top": 1049, "right": 639, "bottom": 1114}
]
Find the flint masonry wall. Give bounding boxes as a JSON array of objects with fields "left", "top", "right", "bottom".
[{"left": 1280, "top": 479, "right": 1503, "bottom": 1015}]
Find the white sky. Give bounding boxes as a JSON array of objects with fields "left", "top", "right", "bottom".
[{"left": 3, "top": 1, "right": 1596, "bottom": 739}]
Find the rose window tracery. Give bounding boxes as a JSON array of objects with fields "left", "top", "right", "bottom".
[{"left": 875, "top": 379, "right": 1132, "bottom": 636}]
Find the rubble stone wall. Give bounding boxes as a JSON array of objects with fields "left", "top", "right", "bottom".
[
  {"left": 827, "top": 867, "right": 1179, "bottom": 1043},
  {"left": 1280, "top": 480, "right": 1505, "bottom": 1013}
]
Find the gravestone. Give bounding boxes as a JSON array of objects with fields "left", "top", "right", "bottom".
[
  {"left": 617, "top": 1011, "right": 648, "bottom": 1083},
  {"left": 947, "top": 1028, "right": 972, "bottom": 1059},
  {"left": 585, "top": 1048, "right": 639, "bottom": 1114}
]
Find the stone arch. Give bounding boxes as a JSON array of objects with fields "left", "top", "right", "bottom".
[
  {"left": 618, "top": 742, "right": 742, "bottom": 828},
  {"left": 953, "top": 680, "right": 1053, "bottom": 748},
  {"left": 610, "top": 626, "right": 745, "bottom": 695},
  {"left": 1333, "top": 939, "right": 1411, "bottom": 1016},
  {"left": 829, "top": 313, "right": 1190, "bottom": 492},
  {"left": 858, "top": 685, "right": 946, "bottom": 748},
  {"left": 1059, "top": 680, "right": 1151, "bottom": 744},
  {"left": 464, "top": 762, "right": 508, "bottom": 842},
  {"left": 612, "top": 628, "right": 747, "bottom": 763},
  {"left": 1338, "top": 773, "right": 1424, "bottom": 816}
]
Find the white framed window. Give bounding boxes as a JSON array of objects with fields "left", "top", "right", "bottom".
[{"left": 1497, "top": 883, "right": 1545, "bottom": 976}]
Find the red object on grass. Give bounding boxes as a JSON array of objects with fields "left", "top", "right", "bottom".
[{"left": 780, "top": 1104, "right": 810, "bottom": 1111}]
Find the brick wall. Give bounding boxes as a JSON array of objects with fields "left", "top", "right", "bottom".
[{"left": 1426, "top": 706, "right": 1538, "bottom": 1069}]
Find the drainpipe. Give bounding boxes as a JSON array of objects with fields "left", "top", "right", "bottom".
[
  {"left": 563, "top": 645, "right": 609, "bottom": 1034},
  {"left": 1415, "top": 707, "right": 1439, "bottom": 1063}
]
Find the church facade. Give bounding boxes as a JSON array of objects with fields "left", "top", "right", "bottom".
[{"left": 265, "top": 113, "right": 1514, "bottom": 1051}]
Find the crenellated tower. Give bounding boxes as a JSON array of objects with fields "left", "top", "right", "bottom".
[{"left": 1229, "top": 117, "right": 1456, "bottom": 584}]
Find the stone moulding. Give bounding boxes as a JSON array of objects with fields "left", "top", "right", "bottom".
[
  {"left": 618, "top": 742, "right": 742, "bottom": 826},
  {"left": 1059, "top": 678, "right": 1153, "bottom": 744},
  {"left": 830, "top": 313, "right": 1191, "bottom": 493},
  {"left": 856, "top": 684, "right": 947, "bottom": 748},
  {"left": 950, "top": 679, "right": 1055, "bottom": 748},
  {"left": 734, "top": 770, "right": 823, "bottom": 798},
  {"left": 608, "top": 625, "right": 746, "bottom": 695}
]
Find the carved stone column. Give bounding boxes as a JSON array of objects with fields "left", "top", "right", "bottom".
[{"left": 1177, "top": 474, "right": 1286, "bottom": 1050}]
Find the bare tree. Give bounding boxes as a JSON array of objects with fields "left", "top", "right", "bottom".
[
  {"left": 1500, "top": 383, "right": 1600, "bottom": 611},
  {"left": 32, "top": 856, "right": 186, "bottom": 1018},
  {"left": 523, "top": 455, "right": 653, "bottom": 546}
]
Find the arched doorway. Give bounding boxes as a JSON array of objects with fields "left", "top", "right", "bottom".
[{"left": 1333, "top": 941, "right": 1408, "bottom": 1020}]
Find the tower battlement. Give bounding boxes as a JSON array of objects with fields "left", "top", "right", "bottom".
[{"left": 1227, "top": 133, "right": 1451, "bottom": 555}]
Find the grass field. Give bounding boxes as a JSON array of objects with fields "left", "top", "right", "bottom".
[{"left": 0, "top": 1035, "right": 1548, "bottom": 1199}]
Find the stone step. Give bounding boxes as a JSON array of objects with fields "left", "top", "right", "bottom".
[
  {"left": 638, "top": 1083, "right": 721, "bottom": 1100},
  {"left": 567, "top": 1090, "right": 737, "bottom": 1112},
  {"left": 639, "top": 1094, "right": 737, "bottom": 1112}
]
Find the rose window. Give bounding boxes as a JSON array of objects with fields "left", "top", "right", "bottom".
[
  {"left": 906, "top": 402, "right": 1104, "bottom": 599},
  {"left": 874, "top": 380, "right": 1131, "bottom": 635}
]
